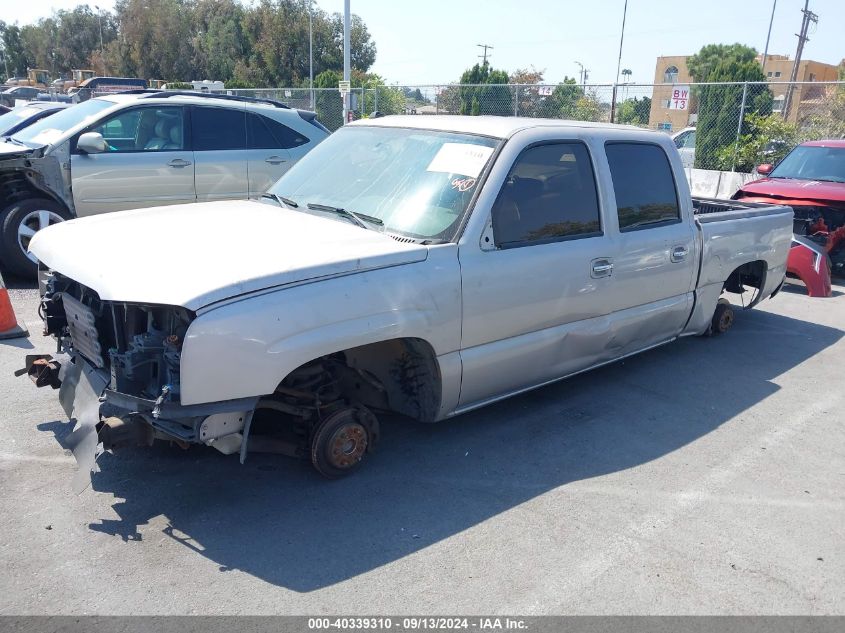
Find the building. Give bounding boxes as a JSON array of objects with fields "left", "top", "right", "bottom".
[
  {"left": 648, "top": 56, "right": 695, "bottom": 133},
  {"left": 760, "top": 54, "right": 839, "bottom": 117},
  {"left": 647, "top": 53, "right": 841, "bottom": 132}
]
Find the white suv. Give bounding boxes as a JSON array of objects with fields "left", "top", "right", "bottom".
[{"left": 0, "top": 91, "right": 329, "bottom": 276}]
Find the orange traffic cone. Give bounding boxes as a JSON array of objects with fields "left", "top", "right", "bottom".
[{"left": 0, "top": 271, "right": 29, "bottom": 340}]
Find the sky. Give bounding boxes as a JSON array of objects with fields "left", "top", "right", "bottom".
[{"left": 9, "top": 0, "right": 845, "bottom": 86}]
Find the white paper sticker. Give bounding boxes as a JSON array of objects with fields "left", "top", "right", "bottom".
[{"left": 426, "top": 143, "right": 494, "bottom": 178}]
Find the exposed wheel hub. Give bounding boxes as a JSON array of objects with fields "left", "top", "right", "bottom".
[{"left": 328, "top": 422, "right": 368, "bottom": 469}]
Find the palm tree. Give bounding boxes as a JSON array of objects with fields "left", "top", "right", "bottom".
[{"left": 621, "top": 69, "right": 632, "bottom": 100}]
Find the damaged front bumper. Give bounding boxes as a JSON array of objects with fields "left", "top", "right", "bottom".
[{"left": 28, "top": 354, "right": 258, "bottom": 492}]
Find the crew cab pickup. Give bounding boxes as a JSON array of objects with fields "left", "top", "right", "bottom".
[{"left": 25, "top": 116, "right": 793, "bottom": 484}]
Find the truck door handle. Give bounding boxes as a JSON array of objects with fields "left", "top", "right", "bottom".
[
  {"left": 265, "top": 156, "right": 287, "bottom": 165},
  {"left": 167, "top": 159, "right": 192, "bottom": 168},
  {"left": 671, "top": 246, "right": 689, "bottom": 262},
  {"left": 591, "top": 259, "right": 614, "bottom": 278}
]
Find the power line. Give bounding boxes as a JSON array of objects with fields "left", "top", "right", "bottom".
[{"left": 477, "top": 43, "right": 493, "bottom": 65}]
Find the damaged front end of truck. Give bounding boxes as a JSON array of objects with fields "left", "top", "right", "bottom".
[{"left": 25, "top": 270, "right": 259, "bottom": 492}]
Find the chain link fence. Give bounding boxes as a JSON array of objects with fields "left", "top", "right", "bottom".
[
  {"left": 228, "top": 81, "right": 843, "bottom": 173},
  {"left": 66, "top": 80, "right": 843, "bottom": 174}
]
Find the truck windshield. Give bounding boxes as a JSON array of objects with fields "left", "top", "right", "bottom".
[
  {"left": 12, "top": 99, "right": 113, "bottom": 147},
  {"left": 267, "top": 125, "right": 500, "bottom": 241},
  {"left": 770, "top": 145, "right": 845, "bottom": 184}
]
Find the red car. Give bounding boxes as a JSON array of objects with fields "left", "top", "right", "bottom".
[{"left": 733, "top": 140, "right": 844, "bottom": 297}]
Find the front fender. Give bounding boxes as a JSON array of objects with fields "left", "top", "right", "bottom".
[{"left": 179, "top": 250, "right": 461, "bottom": 405}]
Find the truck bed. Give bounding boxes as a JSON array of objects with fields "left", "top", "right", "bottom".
[{"left": 692, "top": 197, "right": 793, "bottom": 224}]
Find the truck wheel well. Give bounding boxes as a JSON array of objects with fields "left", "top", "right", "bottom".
[
  {"left": 0, "top": 170, "right": 68, "bottom": 213},
  {"left": 275, "top": 338, "right": 442, "bottom": 423},
  {"left": 723, "top": 259, "right": 767, "bottom": 297}
]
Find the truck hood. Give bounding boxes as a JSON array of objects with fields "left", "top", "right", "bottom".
[
  {"left": 30, "top": 200, "right": 429, "bottom": 311},
  {"left": 738, "top": 177, "right": 845, "bottom": 205}
]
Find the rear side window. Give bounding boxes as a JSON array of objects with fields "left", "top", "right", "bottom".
[
  {"left": 192, "top": 106, "right": 246, "bottom": 151},
  {"left": 605, "top": 142, "right": 680, "bottom": 230},
  {"left": 248, "top": 113, "right": 309, "bottom": 150},
  {"left": 491, "top": 142, "right": 602, "bottom": 248}
]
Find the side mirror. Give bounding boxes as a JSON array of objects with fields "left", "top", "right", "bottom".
[
  {"left": 757, "top": 163, "right": 774, "bottom": 176},
  {"left": 77, "top": 132, "right": 107, "bottom": 154}
]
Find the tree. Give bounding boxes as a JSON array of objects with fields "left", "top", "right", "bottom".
[
  {"left": 436, "top": 84, "right": 461, "bottom": 114},
  {"left": 458, "top": 61, "right": 511, "bottom": 116},
  {"left": 509, "top": 66, "right": 544, "bottom": 85},
  {"left": 314, "top": 69, "right": 343, "bottom": 130},
  {"left": 714, "top": 112, "right": 800, "bottom": 172},
  {"left": 688, "top": 43, "right": 773, "bottom": 169},
  {"left": 617, "top": 96, "right": 651, "bottom": 126},
  {"left": 0, "top": 22, "right": 31, "bottom": 78},
  {"left": 3, "top": 0, "right": 378, "bottom": 89},
  {"left": 54, "top": 6, "right": 117, "bottom": 73},
  {"left": 535, "top": 77, "right": 582, "bottom": 118}
]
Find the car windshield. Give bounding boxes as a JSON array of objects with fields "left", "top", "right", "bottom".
[
  {"left": 267, "top": 125, "right": 500, "bottom": 241},
  {"left": 770, "top": 145, "right": 845, "bottom": 184},
  {"left": 12, "top": 99, "right": 113, "bottom": 146},
  {"left": 0, "top": 107, "right": 42, "bottom": 136}
]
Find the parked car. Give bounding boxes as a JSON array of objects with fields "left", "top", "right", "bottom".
[
  {"left": 673, "top": 126, "right": 789, "bottom": 171},
  {"left": 0, "top": 86, "right": 41, "bottom": 107},
  {"left": 672, "top": 126, "right": 696, "bottom": 168},
  {"left": 0, "top": 101, "right": 67, "bottom": 137},
  {"left": 0, "top": 90, "right": 329, "bottom": 276},
  {"left": 26, "top": 116, "right": 792, "bottom": 484},
  {"left": 733, "top": 140, "right": 845, "bottom": 296}
]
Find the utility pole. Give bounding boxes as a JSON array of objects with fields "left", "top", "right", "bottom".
[
  {"left": 343, "top": 0, "right": 350, "bottom": 124},
  {"left": 309, "top": 1, "right": 314, "bottom": 110},
  {"left": 761, "top": 0, "right": 778, "bottom": 74},
  {"left": 610, "top": 0, "right": 629, "bottom": 124},
  {"left": 783, "top": 0, "right": 818, "bottom": 120},
  {"left": 575, "top": 61, "right": 584, "bottom": 87},
  {"left": 477, "top": 43, "right": 493, "bottom": 65},
  {"left": 95, "top": 5, "right": 104, "bottom": 68}
]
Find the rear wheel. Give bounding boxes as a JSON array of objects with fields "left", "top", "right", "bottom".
[
  {"left": 0, "top": 199, "right": 70, "bottom": 277},
  {"left": 710, "top": 300, "right": 735, "bottom": 335}
]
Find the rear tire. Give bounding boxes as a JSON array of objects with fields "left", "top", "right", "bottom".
[
  {"left": 710, "top": 300, "right": 735, "bottom": 335},
  {"left": 0, "top": 199, "right": 70, "bottom": 278}
]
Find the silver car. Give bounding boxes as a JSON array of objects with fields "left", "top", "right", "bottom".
[{"left": 0, "top": 91, "right": 329, "bottom": 276}]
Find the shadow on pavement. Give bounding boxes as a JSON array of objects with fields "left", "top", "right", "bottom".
[{"left": 37, "top": 308, "right": 843, "bottom": 592}]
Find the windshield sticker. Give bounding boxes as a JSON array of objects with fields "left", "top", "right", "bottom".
[
  {"left": 427, "top": 143, "right": 494, "bottom": 178},
  {"left": 451, "top": 177, "right": 477, "bottom": 192}
]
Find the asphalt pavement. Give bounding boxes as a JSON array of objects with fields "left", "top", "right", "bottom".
[{"left": 0, "top": 276, "right": 843, "bottom": 615}]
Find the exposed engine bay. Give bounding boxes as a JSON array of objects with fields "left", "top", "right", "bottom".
[{"left": 27, "top": 271, "right": 384, "bottom": 488}]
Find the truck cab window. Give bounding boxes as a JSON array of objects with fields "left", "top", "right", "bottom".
[
  {"left": 491, "top": 142, "right": 601, "bottom": 248},
  {"left": 606, "top": 142, "right": 680, "bottom": 230}
]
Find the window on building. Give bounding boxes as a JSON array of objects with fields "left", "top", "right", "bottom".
[
  {"left": 773, "top": 96, "right": 785, "bottom": 112},
  {"left": 775, "top": 71, "right": 782, "bottom": 78},
  {"left": 767, "top": 71, "right": 773, "bottom": 78},
  {"left": 663, "top": 66, "right": 679, "bottom": 83}
]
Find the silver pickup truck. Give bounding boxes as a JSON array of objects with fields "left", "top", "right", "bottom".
[{"left": 26, "top": 116, "right": 793, "bottom": 484}]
